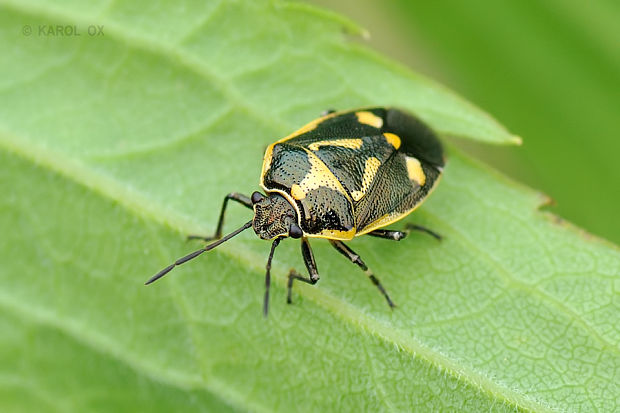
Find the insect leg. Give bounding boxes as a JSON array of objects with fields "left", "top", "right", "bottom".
[
  {"left": 320, "top": 108, "right": 336, "bottom": 116},
  {"left": 287, "top": 237, "right": 320, "bottom": 304},
  {"left": 329, "top": 240, "right": 395, "bottom": 308},
  {"left": 187, "top": 192, "right": 252, "bottom": 242},
  {"left": 263, "top": 237, "right": 282, "bottom": 317},
  {"left": 367, "top": 224, "right": 442, "bottom": 242},
  {"left": 366, "top": 229, "right": 408, "bottom": 241},
  {"left": 404, "top": 223, "right": 442, "bottom": 241}
]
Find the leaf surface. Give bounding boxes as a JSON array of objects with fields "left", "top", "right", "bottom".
[{"left": 0, "top": 1, "right": 618, "bottom": 412}]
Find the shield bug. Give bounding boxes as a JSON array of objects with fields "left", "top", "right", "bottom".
[{"left": 146, "top": 108, "right": 445, "bottom": 316}]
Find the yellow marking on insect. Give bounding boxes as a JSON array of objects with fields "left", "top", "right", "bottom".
[
  {"left": 296, "top": 150, "right": 350, "bottom": 199},
  {"left": 351, "top": 157, "right": 381, "bottom": 201},
  {"left": 383, "top": 133, "right": 401, "bottom": 149},
  {"left": 359, "top": 212, "right": 406, "bottom": 235},
  {"left": 274, "top": 111, "right": 339, "bottom": 145},
  {"left": 260, "top": 145, "right": 275, "bottom": 184},
  {"left": 295, "top": 119, "right": 321, "bottom": 136},
  {"left": 291, "top": 184, "right": 306, "bottom": 200},
  {"left": 308, "top": 139, "right": 363, "bottom": 151},
  {"left": 405, "top": 156, "right": 426, "bottom": 186},
  {"left": 311, "top": 227, "right": 356, "bottom": 240},
  {"left": 355, "top": 111, "right": 383, "bottom": 128}
]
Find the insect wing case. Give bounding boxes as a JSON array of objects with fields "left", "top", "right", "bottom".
[{"left": 260, "top": 108, "right": 444, "bottom": 239}]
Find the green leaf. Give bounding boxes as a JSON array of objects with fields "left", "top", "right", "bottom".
[{"left": 0, "top": 1, "right": 618, "bottom": 412}]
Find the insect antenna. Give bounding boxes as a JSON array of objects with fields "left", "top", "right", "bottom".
[
  {"left": 263, "top": 237, "right": 282, "bottom": 317},
  {"left": 145, "top": 220, "right": 253, "bottom": 285}
]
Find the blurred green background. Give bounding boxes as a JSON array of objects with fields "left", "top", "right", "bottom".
[{"left": 311, "top": 0, "right": 620, "bottom": 244}]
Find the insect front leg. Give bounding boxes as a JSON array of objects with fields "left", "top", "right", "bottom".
[
  {"left": 187, "top": 192, "right": 253, "bottom": 242},
  {"left": 329, "top": 240, "right": 395, "bottom": 308},
  {"left": 287, "top": 237, "right": 320, "bottom": 304}
]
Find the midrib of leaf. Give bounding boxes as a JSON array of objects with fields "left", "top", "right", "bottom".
[
  {"left": 0, "top": 126, "right": 553, "bottom": 413},
  {"left": 0, "top": 0, "right": 518, "bottom": 145}
]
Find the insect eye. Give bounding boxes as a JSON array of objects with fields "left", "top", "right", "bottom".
[
  {"left": 289, "top": 223, "right": 303, "bottom": 239},
  {"left": 251, "top": 191, "right": 265, "bottom": 204}
]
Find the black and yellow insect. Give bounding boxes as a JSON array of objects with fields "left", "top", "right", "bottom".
[{"left": 146, "top": 107, "right": 445, "bottom": 316}]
